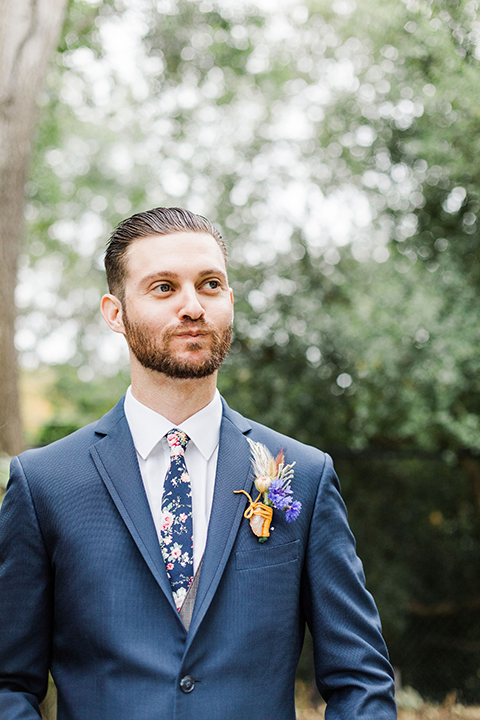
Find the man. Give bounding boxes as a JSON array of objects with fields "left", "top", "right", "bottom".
[{"left": 0, "top": 207, "right": 396, "bottom": 719}]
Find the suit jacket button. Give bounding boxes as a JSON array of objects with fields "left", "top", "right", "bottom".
[{"left": 180, "top": 675, "right": 195, "bottom": 693}]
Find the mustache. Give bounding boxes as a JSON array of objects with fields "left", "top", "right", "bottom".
[{"left": 164, "top": 319, "right": 219, "bottom": 336}]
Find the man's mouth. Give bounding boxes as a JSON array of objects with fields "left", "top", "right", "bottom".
[{"left": 175, "top": 330, "right": 208, "bottom": 338}]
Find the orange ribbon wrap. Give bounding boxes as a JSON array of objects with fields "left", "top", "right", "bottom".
[{"left": 234, "top": 490, "right": 273, "bottom": 539}]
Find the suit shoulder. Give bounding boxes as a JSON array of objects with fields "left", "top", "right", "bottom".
[
  {"left": 16, "top": 397, "right": 125, "bottom": 472},
  {"left": 246, "top": 418, "right": 328, "bottom": 468},
  {"left": 16, "top": 420, "right": 100, "bottom": 475},
  {"left": 222, "top": 399, "right": 327, "bottom": 467}
]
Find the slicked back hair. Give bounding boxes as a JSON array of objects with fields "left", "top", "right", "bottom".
[{"left": 104, "top": 206, "right": 227, "bottom": 302}]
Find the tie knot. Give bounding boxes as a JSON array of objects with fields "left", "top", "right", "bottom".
[{"left": 166, "top": 429, "right": 189, "bottom": 457}]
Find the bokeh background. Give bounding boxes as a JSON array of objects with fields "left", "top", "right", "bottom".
[{"left": 1, "top": 0, "right": 480, "bottom": 712}]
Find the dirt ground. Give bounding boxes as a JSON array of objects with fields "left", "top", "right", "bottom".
[
  {"left": 295, "top": 706, "right": 480, "bottom": 720},
  {"left": 294, "top": 682, "right": 480, "bottom": 720},
  {"left": 397, "top": 710, "right": 480, "bottom": 720}
]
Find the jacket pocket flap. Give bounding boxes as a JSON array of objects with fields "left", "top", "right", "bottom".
[{"left": 236, "top": 539, "right": 300, "bottom": 570}]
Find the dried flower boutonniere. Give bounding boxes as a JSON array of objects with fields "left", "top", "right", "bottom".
[{"left": 234, "top": 439, "right": 302, "bottom": 543}]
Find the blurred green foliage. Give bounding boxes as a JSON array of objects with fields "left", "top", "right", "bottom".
[
  {"left": 0, "top": 457, "right": 10, "bottom": 506},
  {"left": 19, "top": 0, "right": 480, "bottom": 703}
]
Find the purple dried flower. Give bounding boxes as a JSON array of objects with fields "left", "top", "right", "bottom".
[
  {"left": 268, "top": 478, "right": 292, "bottom": 511},
  {"left": 285, "top": 500, "right": 302, "bottom": 523},
  {"left": 269, "top": 477, "right": 284, "bottom": 491},
  {"left": 268, "top": 487, "right": 288, "bottom": 510}
]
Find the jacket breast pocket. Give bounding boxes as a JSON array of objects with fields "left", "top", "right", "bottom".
[{"left": 235, "top": 539, "right": 300, "bottom": 571}]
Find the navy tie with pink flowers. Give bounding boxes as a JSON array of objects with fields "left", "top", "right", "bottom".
[{"left": 160, "top": 429, "right": 194, "bottom": 611}]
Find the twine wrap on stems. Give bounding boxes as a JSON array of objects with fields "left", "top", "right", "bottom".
[{"left": 234, "top": 490, "right": 273, "bottom": 541}]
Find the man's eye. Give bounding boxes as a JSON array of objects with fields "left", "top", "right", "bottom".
[
  {"left": 205, "top": 280, "right": 220, "bottom": 289},
  {"left": 155, "top": 283, "right": 171, "bottom": 293}
]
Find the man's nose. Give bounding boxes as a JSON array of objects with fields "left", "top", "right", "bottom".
[{"left": 178, "top": 287, "right": 205, "bottom": 320}]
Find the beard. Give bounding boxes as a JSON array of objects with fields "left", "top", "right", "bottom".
[{"left": 122, "top": 310, "right": 232, "bottom": 379}]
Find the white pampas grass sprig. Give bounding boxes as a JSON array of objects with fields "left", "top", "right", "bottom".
[{"left": 247, "top": 439, "right": 296, "bottom": 486}]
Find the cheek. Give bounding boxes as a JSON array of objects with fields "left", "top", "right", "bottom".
[
  {"left": 129, "top": 312, "right": 170, "bottom": 339},
  {"left": 216, "top": 298, "right": 234, "bottom": 323},
  {"left": 216, "top": 309, "right": 233, "bottom": 329}
]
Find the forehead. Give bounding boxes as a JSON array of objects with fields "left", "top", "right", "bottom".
[{"left": 124, "top": 231, "right": 227, "bottom": 279}]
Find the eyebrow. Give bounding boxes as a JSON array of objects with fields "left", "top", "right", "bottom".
[
  {"left": 198, "top": 268, "right": 228, "bottom": 280},
  {"left": 140, "top": 268, "right": 228, "bottom": 285}
]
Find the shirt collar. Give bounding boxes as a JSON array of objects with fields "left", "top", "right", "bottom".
[{"left": 124, "top": 386, "right": 222, "bottom": 462}]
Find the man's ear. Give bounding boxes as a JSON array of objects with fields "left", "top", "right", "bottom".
[{"left": 101, "top": 294, "right": 125, "bottom": 335}]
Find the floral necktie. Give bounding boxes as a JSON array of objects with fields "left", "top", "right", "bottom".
[{"left": 160, "top": 429, "right": 194, "bottom": 611}]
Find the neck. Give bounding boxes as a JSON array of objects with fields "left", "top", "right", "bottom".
[{"left": 129, "top": 360, "right": 218, "bottom": 424}]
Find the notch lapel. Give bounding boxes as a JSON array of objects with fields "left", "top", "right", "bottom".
[
  {"left": 90, "top": 403, "right": 181, "bottom": 619},
  {"left": 187, "top": 401, "right": 253, "bottom": 639}
]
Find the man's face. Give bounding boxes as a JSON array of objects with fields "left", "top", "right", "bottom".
[{"left": 118, "top": 232, "right": 234, "bottom": 379}]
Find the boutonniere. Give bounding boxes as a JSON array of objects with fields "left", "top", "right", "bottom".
[{"left": 234, "top": 439, "right": 302, "bottom": 543}]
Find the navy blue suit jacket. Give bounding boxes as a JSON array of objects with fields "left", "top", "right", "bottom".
[{"left": 0, "top": 397, "right": 396, "bottom": 719}]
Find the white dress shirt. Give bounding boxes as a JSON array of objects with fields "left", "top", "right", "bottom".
[{"left": 124, "top": 386, "right": 222, "bottom": 572}]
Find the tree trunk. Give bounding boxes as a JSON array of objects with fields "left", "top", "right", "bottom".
[{"left": 0, "top": 0, "right": 68, "bottom": 455}]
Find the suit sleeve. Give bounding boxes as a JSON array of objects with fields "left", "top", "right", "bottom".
[
  {"left": 302, "top": 454, "right": 397, "bottom": 719},
  {"left": 0, "top": 456, "right": 53, "bottom": 718}
]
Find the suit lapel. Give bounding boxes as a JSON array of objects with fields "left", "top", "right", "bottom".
[
  {"left": 187, "top": 401, "right": 252, "bottom": 638},
  {"left": 90, "top": 400, "right": 180, "bottom": 618},
  {"left": 88, "top": 396, "right": 254, "bottom": 632}
]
